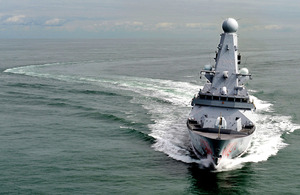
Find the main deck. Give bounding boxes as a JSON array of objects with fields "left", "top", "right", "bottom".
[{"left": 187, "top": 119, "right": 255, "bottom": 140}]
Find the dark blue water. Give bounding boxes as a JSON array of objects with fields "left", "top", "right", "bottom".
[{"left": 1, "top": 39, "right": 299, "bottom": 194}]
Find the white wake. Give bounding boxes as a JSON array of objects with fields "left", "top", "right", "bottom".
[{"left": 4, "top": 64, "right": 300, "bottom": 171}]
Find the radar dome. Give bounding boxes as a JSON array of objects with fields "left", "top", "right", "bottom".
[
  {"left": 203, "top": 64, "right": 212, "bottom": 71},
  {"left": 222, "top": 18, "right": 238, "bottom": 33},
  {"left": 239, "top": 68, "right": 249, "bottom": 75}
]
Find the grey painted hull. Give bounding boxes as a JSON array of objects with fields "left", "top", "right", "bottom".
[{"left": 187, "top": 127, "right": 254, "bottom": 167}]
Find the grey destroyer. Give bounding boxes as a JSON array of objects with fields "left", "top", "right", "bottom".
[{"left": 187, "top": 18, "right": 255, "bottom": 167}]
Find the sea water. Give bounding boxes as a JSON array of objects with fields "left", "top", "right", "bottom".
[{"left": 0, "top": 39, "right": 299, "bottom": 194}]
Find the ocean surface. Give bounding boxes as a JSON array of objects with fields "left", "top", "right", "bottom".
[{"left": 0, "top": 38, "right": 299, "bottom": 194}]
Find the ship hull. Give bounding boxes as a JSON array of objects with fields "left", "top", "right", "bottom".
[{"left": 187, "top": 127, "right": 254, "bottom": 167}]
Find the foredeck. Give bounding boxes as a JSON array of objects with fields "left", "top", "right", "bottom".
[
  {"left": 187, "top": 120, "right": 255, "bottom": 140},
  {"left": 192, "top": 130, "right": 247, "bottom": 140}
]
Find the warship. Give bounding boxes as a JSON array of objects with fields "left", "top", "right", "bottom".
[{"left": 187, "top": 18, "right": 255, "bottom": 167}]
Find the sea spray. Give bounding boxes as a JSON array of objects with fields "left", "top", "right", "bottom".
[{"left": 4, "top": 63, "right": 300, "bottom": 171}]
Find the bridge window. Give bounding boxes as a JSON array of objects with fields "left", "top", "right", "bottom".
[
  {"left": 221, "top": 97, "right": 227, "bottom": 101},
  {"left": 228, "top": 97, "right": 234, "bottom": 102},
  {"left": 213, "top": 96, "right": 219, "bottom": 100}
]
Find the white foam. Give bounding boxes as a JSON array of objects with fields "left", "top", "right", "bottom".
[
  {"left": 137, "top": 78, "right": 300, "bottom": 171},
  {"left": 214, "top": 104, "right": 300, "bottom": 171},
  {"left": 4, "top": 64, "right": 300, "bottom": 171},
  {"left": 250, "top": 95, "right": 273, "bottom": 112}
]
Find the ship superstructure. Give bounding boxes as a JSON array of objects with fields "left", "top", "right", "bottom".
[{"left": 187, "top": 18, "right": 255, "bottom": 167}]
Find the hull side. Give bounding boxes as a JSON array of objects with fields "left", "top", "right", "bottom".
[{"left": 188, "top": 128, "right": 254, "bottom": 166}]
